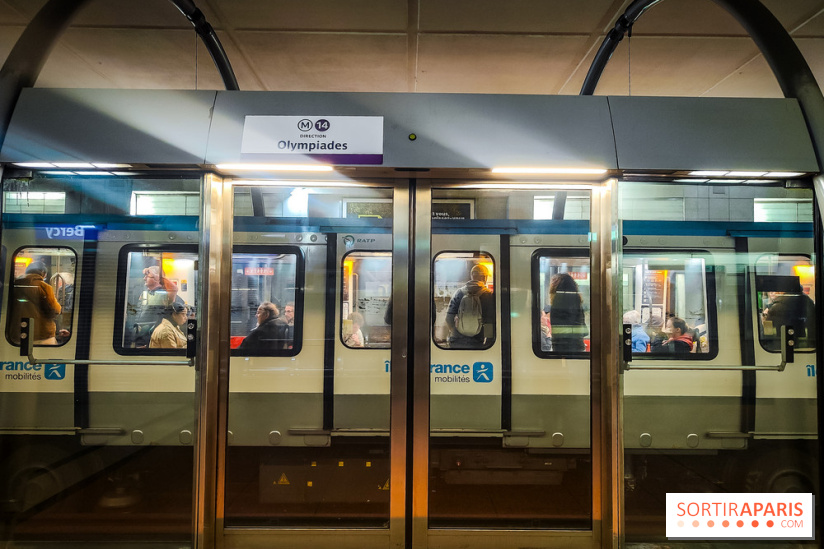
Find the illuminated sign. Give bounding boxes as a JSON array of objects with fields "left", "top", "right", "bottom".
[{"left": 245, "top": 267, "right": 274, "bottom": 276}]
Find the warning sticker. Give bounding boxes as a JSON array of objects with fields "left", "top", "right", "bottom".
[{"left": 277, "top": 473, "right": 290, "bottom": 485}]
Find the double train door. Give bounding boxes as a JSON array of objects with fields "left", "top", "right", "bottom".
[{"left": 209, "top": 177, "right": 617, "bottom": 549}]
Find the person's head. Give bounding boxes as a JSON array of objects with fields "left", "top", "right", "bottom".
[
  {"left": 284, "top": 302, "right": 295, "bottom": 322},
  {"left": 25, "top": 262, "right": 47, "bottom": 278},
  {"left": 470, "top": 264, "right": 489, "bottom": 283},
  {"left": 665, "top": 316, "right": 689, "bottom": 337},
  {"left": 143, "top": 266, "right": 161, "bottom": 290},
  {"left": 623, "top": 310, "right": 642, "bottom": 326},
  {"left": 549, "top": 272, "right": 580, "bottom": 298},
  {"left": 256, "top": 301, "right": 278, "bottom": 324},
  {"left": 349, "top": 311, "right": 364, "bottom": 328},
  {"left": 50, "top": 271, "right": 74, "bottom": 286},
  {"left": 171, "top": 302, "right": 188, "bottom": 326}
]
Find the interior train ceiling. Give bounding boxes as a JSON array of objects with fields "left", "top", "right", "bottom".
[{"left": 0, "top": 0, "right": 823, "bottom": 97}]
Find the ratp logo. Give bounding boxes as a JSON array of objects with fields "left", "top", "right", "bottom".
[
  {"left": 472, "top": 362, "right": 493, "bottom": 383},
  {"left": 45, "top": 363, "right": 66, "bottom": 380}
]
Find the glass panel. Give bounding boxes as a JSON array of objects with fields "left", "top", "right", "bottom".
[
  {"left": 224, "top": 183, "right": 392, "bottom": 528},
  {"left": 429, "top": 186, "right": 592, "bottom": 529},
  {"left": 6, "top": 247, "right": 76, "bottom": 346},
  {"left": 0, "top": 173, "right": 198, "bottom": 545},
  {"left": 620, "top": 181, "right": 819, "bottom": 544}
]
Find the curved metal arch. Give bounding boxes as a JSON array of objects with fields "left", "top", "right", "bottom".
[
  {"left": 0, "top": 0, "right": 239, "bottom": 151},
  {"left": 580, "top": 0, "right": 824, "bottom": 166}
]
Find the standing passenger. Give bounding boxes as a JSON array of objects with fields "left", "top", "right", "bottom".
[
  {"left": 7, "top": 262, "right": 62, "bottom": 345},
  {"left": 547, "top": 273, "right": 586, "bottom": 353},
  {"left": 445, "top": 264, "right": 495, "bottom": 349},
  {"left": 282, "top": 301, "right": 295, "bottom": 348}
]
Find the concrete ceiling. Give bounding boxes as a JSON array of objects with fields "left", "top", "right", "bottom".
[{"left": 0, "top": 0, "right": 823, "bottom": 97}]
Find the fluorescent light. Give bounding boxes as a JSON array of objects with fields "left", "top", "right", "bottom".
[
  {"left": 766, "top": 172, "right": 805, "bottom": 178},
  {"left": 232, "top": 180, "right": 361, "bottom": 187},
  {"left": 708, "top": 179, "right": 744, "bottom": 183},
  {"left": 112, "top": 172, "right": 135, "bottom": 176},
  {"left": 75, "top": 171, "right": 113, "bottom": 176},
  {"left": 13, "top": 162, "right": 54, "bottom": 168},
  {"left": 216, "top": 163, "right": 333, "bottom": 172},
  {"left": 92, "top": 163, "right": 131, "bottom": 168},
  {"left": 40, "top": 171, "right": 76, "bottom": 175},
  {"left": 674, "top": 179, "right": 708, "bottom": 183},
  {"left": 53, "top": 162, "right": 94, "bottom": 168},
  {"left": 689, "top": 171, "right": 728, "bottom": 177},
  {"left": 727, "top": 171, "right": 767, "bottom": 177},
  {"left": 491, "top": 167, "right": 608, "bottom": 175},
  {"left": 456, "top": 183, "right": 599, "bottom": 190}
]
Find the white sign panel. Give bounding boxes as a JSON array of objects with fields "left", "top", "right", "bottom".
[
  {"left": 666, "top": 493, "right": 815, "bottom": 540},
  {"left": 241, "top": 115, "right": 383, "bottom": 164}
]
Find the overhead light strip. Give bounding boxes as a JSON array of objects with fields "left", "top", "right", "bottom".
[
  {"left": 216, "top": 163, "right": 333, "bottom": 172},
  {"left": 491, "top": 167, "right": 608, "bottom": 175}
]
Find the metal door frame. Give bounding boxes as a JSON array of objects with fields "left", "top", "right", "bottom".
[
  {"left": 410, "top": 178, "right": 621, "bottom": 549},
  {"left": 195, "top": 175, "right": 411, "bottom": 549}
]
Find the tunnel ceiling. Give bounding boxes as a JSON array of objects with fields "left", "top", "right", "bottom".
[{"left": 0, "top": 0, "right": 822, "bottom": 97}]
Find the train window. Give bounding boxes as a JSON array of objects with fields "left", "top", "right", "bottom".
[
  {"left": 3, "top": 191, "right": 66, "bottom": 214},
  {"left": 340, "top": 251, "right": 391, "bottom": 349},
  {"left": 115, "top": 247, "right": 198, "bottom": 353},
  {"left": 755, "top": 255, "right": 815, "bottom": 352},
  {"left": 231, "top": 248, "right": 302, "bottom": 356},
  {"left": 622, "top": 253, "right": 716, "bottom": 358},
  {"left": 130, "top": 191, "right": 199, "bottom": 215},
  {"left": 5, "top": 247, "right": 77, "bottom": 346},
  {"left": 532, "top": 252, "right": 590, "bottom": 356},
  {"left": 433, "top": 252, "right": 496, "bottom": 350}
]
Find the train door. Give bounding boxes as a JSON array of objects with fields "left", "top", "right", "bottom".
[
  {"left": 208, "top": 177, "right": 618, "bottom": 549},
  {"left": 618, "top": 179, "right": 820, "bottom": 543}
]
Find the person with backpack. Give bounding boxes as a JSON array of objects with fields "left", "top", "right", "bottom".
[
  {"left": 547, "top": 272, "right": 587, "bottom": 353},
  {"left": 445, "top": 264, "right": 495, "bottom": 349}
]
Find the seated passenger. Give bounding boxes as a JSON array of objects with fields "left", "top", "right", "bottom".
[
  {"left": 282, "top": 301, "right": 295, "bottom": 349},
  {"left": 622, "top": 310, "right": 649, "bottom": 352},
  {"left": 651, "top": 316, "right": 693, "bottom": 353},
  {"left": 149, "top": 302, "right": 189, "bottom": 349},
  {"left": 344, "top": 312, "right": 365, "bottom": 347},
  {"left": 238, "top": 301, "right": 286, "bottom": 353}
]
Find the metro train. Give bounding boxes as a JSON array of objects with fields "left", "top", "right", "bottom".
[{"left": 0, "top": 174, "right": 817, "bottom": 525}]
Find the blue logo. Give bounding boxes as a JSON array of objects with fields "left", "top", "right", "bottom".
[
  {"left": 472, "top": 362, "right": 493, "bottom": 383},
  {"left": 45, "top": 363, "right": 66, "bottom": 380}
]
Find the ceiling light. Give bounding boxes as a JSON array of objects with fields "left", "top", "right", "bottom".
[
  {"left": 766, "top": 172, "right": 805, "bottom": 178},
  {"left": 40, "top": 171, "right": 76, "bottom": 175},
  {"left": 53, "top": 162, "right": 94, "bottom": 168},
  {"left": 673, "top": 179, "right": 709, "bottom": 183},
  {"left": 727, "top": 171, "right": 767, "bottom": 177},
  {"left": 75, "top": 171, "right": 113, "bottom": 176},
  {"left": 491, "top": 167, "right": 608, "bottom": 175},
  {"left": 92, "top": 163, "right": 131, "bottom": 168},
  {"left": 708, "top": 179, "right": 744, "bottom": 183},
  {"left": 13, "top": 162, "right": 54, "bottom": 168},
  {"left": 689, "top": 171, "right": 728, "bottom": 177},
  {"left": 232, "top": 180, "right": 361, "bottom": 187},
  {"left": 216, "top": 163, "right": 333, "bottom": 172}
]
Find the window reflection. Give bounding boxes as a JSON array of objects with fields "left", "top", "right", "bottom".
[{"left": 341, "top": 251, "right": 391, "bottom": 349}]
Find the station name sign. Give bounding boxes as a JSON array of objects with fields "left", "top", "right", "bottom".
[{"left": 240, "top": 115, "right": 384, "bottom": 165}]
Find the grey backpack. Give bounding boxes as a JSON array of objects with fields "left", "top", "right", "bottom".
[{"left": 455, "top": 289, "right": 484, "bottom": 336}]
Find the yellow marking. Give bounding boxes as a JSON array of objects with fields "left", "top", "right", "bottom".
[
  {"left": 338, "top": 461, "right": 344, "bottom": 467},
  {"left": 311, "top": 461, "right": 317, "bottom": 467},
  {"left": 366, "top": 461, "right": 372, "bottom": 467},
  {"left": 307, "top": 481, "right": 313, "bottom": 487},
  {"left": 379, "top": 479, "right": 390, "bottom": 491},
  {"left": 277, "top": 473, "right": 290, "bottom": 485}
]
